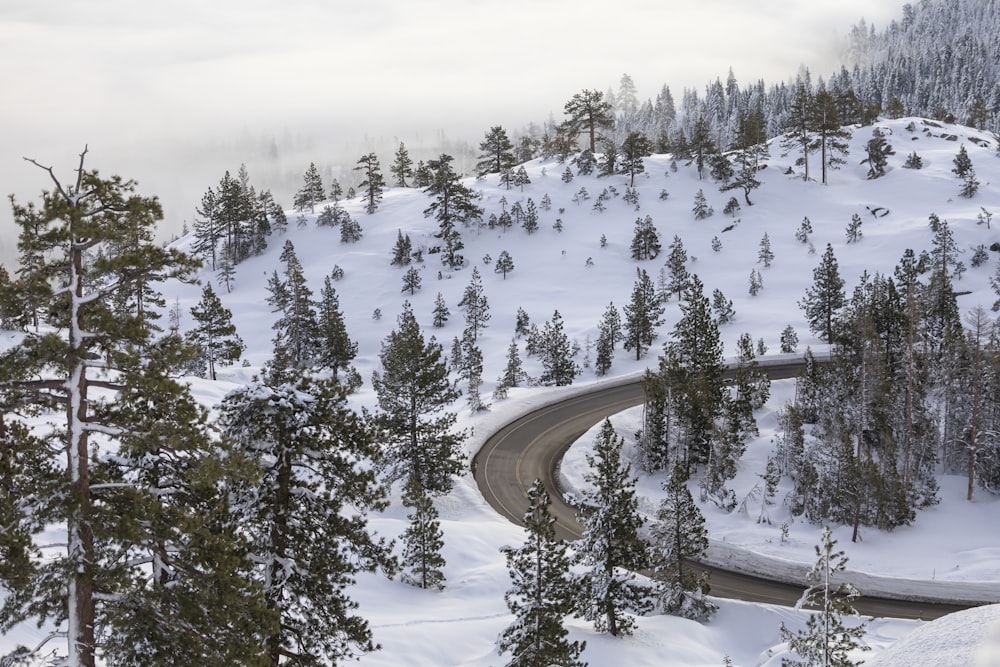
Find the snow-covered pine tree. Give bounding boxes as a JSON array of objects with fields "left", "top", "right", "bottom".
[
  {"left": 629, "top": 214, "right": 662, "bottom": 260},
  {"left": 623, "top": 268, "right": 664, "bottom": 360},
  {"left": 188, "top": 281, "right": 245, "bottom": 380},
  {"left": 266, "top": 240, "right": 320, "bottom": 379},
  {"left": 495, "top": 249, "right": 515, "bottom": 279},
  {"left": 424, "top": 154, "right": 481, "bottom": 269},
  {"left": 293, "top": 161, "right": 325, "bottom": 212},
  {"left": 861, "top": 127, "right": 894, "bottom": 179},
  {"left": 317, "top": 274, "right": 359, "bottom": 384},
  {"left": 498, "top": 480, "right": 586, "bottom": 667},
  {"left": 476, "top": 125, "right": 516, "bottom": 180},
  {"left": 400, "top": 477, "right": 446, "bottom": 590},
  {"left": 354, "top": 152, "right": 385, "bottom": 214},
  {"left": 647, "top": 462, "right": 716, "bottom": 621},
  {"left": 779, "top": 527, "right": 868, "bottom": 667},
  {"left": 372, "top": 302, "right": 465, "bottom": 495},
  {"left": 402, "top": 265, "right": 422, "bottom": 295},
  {"left": 575, "top": 419, "right": 650, "bottom": 636},
  {"left": 538, "top": 310, "right": 581, "bottom": 386},
  {"left": 799, "top": 243, "right": 846, "bottom": 342},
  {"left": 0, "top": 150, "right": 265, "bottom": 666},
  {"left": 221, "top": 371, "right": 394, "bottom": 666},
  {"left": 391, "top": 141, "right": 414, "bottom": 187},
  {"left": 457, "top": 266, "right": 490, "bottom": 342},
  {"left": 432, "top": 292, "right": 450, "bottom": 328}
]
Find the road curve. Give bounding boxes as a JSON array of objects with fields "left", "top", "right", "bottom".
[{"left": 472, "top": 361, "right": 973, "bottom": 620}]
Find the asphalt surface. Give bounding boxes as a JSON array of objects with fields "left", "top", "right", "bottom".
[{"left": 472, "top": 362, "right": 977, "bottom": 620}]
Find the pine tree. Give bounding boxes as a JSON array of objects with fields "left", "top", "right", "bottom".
[
  {"left": 952, "top": 144, "right": 980, "bottom": 197},
  {"left": 294, "top": 161, "right": 325, "bottom": 212},
  {"left": 221, "top": 372, "right": 393, "bottom": 666},
  {"left": 188, "top": 282, "right": 245, "bottom": 380},
  {"left": 664, "top": 275, "right": 726, "bottom": 468},
  {"left": 391, "top": 229, "right": 413, "bottom": 266},
  {"left": 845, "top": 213, "right": 863, "bottom": 243},
  {"left": 861, "top": 127, "right": 895, "bottom": 179},
  {"left": 630, "top": 214, "right": 662, "bottom": 260},
  {"left": 402, "top": 265, "right": 422, "bottom": 295},
  {"left": 779, "top": 527, "right": 868, "bottom": 667},
  {"left": 623, "top": 268, "right": 665, "bottom": 360},
  {"left": 781, "top": 325, "right": 799, "bottom": 353},
  {"left": 781, "top": 78, "right": 815, "bottom": 181},
  {"left": 620, "top": 131, "right": 653, "bottom": 187},
  {"left": 317, "top": 274, "right": 358, "bottom": 383},
  {"left": 0, "top": 150, "right": 265, "bottom": 666},
  {"left": 266, "top": 240, "right": 320, "bottom": 379},
  {"left": 522, "top": 198, "right": 539, "bottom": 234},
  {"left": 539, "top": 310, "right": 580, "bottom": 386},
  {"left": 499, "top": 481, "right": 586, "bottom": 667},
  {"left": 391, "top": 141, "right": 414, "bottom": 187},
  {"left": 458, "top": 266, "right": 491, "bottom": 341},
  {"left": 496, "top": 338, "right": 528, "bottom": 397},
  {"left": 800, "top": 243, "right": 846, "bottom": 342},
  {"left": 758, "top": 232, "right": 774, "bottom": 268},
  {"left": 809, "top": 90, "right": 852, "bottom": 185},
  {"left": 495, "top": 249, "right": 515, "bottom": 279},
  {"left": 432, "top": 292, "right": 450, "bottom": 328},
  {"left": 372, "top": 303, "right": 465, "bottom": 495},
  {"left": 400, "top": 477, "right": 446, "bottom": 590},
  {"left": 665, "top": 235, "right": 690, "bottom": 300},
  {"left": 354, "top": 152, "right": 385, "bottom": 214},
  {"left": 648, "top": 462, "right": 716, "bottom": 620},
  {"left": 477, "top": 125, "right": 517, "bottom": 180},
  {"left": 692, "top": 189, "right": 713, "bottom": 220},
  {"left": 575, "top": 420, "right": 651, "bottom": 636},
  {"left": 712, "top": 288, "right": 735, "bottom": 324},
  {"left": 563, "top": 89, "right": 614, "bottom": 153},
  {"left": 424, "top": 154, "right": 482, "bottom": 269},
  {"left": 595, "top": 303, "right": 622, "bottom": 376}
]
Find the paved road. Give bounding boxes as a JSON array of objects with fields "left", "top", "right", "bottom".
[{"left": 472, "top": 363, "right": 974, "bottom": 620}]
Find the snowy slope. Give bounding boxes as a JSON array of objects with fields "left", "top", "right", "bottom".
[{"left": 5, "top": 117, "right": 1000, "bottom": 665}]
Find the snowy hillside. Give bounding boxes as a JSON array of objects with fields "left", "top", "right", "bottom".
[{"left": 7, "top": 117, "right": 999, "bottom": 665}]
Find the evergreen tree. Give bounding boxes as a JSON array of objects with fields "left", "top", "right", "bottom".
[
  {"left": 575, "top": 420, "right": 651, "bottom": 636},
  {"left": 390, "top": 141, "right": 414, "bottom": 187},
  {"left": 952, "top": 144, "right": 980, "bottom": 197},
  {"left": 800, "top": 244, "right": 846, "bottom": 342},
  {"left": 539, "top": 310, "right": 580, "bottom": 386},
  {"left": 809, "top": 90, "right": 852, "bottom": 185},
  {"left": 903, "top": 151, "right": 923, "bottom": 169},
  {"left": 779, "top": 527, "right": 868, "bottom": 667},
  {"left": 563, "top": 89, "right": 614, "bottom": 153},
  {"left": 495, "top": 249, "right": 515, "bottom": 279},
  {"left": 758, "top": 232, "right": 774, "bottom": 268},
  {"left": 293, "top": 161, "right": 325, "bottom": 213},
  {"left": 317, "top": 274, "right": 358, "bottom": 383},
  {"left": 188, "top": 282, "right": 245, "bottom": 380},
  {"left": 339, "top": 215, "right": 364, "bottom": 243},
  {"left": 712, "top": 288, "right": 735, "bottom": 325},
  {"left": 391, "top": 229, "right": 413, "bottom": 266},
  {"left": 522, "top": 198, "right": 539, "bottom": 234},
  {"left": 424, "top": 154, "right": 482, "bottom": 269},
  {"left": 664, "top": 235, "right": 690, "bottom": 300},
  {"left": 845, "top": 213, "right": 863, "bottom": 243},
  {"left": 495, "top": 338, "right": 528, "bottom": 398},
  {"left": 354, "top": 152, "right": 385, "bottom": 214},
  {"left": 664, "top": 275, "right": 726, "bottom": 468},
  {"left": 372, "top": 303, "right": 464, "bottom": 495},
  {"left": 402, "top": 265, "right": 422, "bottom": 295},
  {"left": 690, "top": 116, "right": 715, "bottom": 180},
  {"left": 400, "top": 477, "right": 446, "bottom": 590},
  {"left": 781, "top": 78, "right": 815, "bottom": 181},
  {"left": 0, "top": 151, "right": 265, "bottom": 666},
  {"left": 861, "top": 127, "right": 895, "bottom": 179},
  {"left": 514, "top": 166, "right": 531, "bottom": 191},
  {"left": 457, "top": 266, "right": 490, "bottom": 342},
  {"left": 623, "top": 268, "right": 665, "bottom": 360},
  {"left": 692, "top": 188, "right": 713, "bottom": 220},
  {"left": 629, "top": 214, "right": 662, "bottom": 261},
  {"left": 266, "top": 240, "right": 320, "bottom": 379},
  {"left": 499, "top": 481, "right": 586, "bottom": 667},
  {"left": 477, "top": 125, "right": 517, "bottom": 180},
  {"left": 620, "top": 131, "right": 653, "bottom": 187},
  {"left": 781, "top": 325, "right": 799, "bottom": 353},
  {"left": 221, "top": 372, "right": 393, "bottom": 666},
  {"left": 749, "top": 268, "right": 764, "bottom": 296},
  {"left": 432, "top": 292, "right": 450, "bottom": 328},
  {"left": 647, "top": 462, "right": 715, "bottom": 620},
  {"left": 595, "top": 303, "right": 622, "bottom": 376}
]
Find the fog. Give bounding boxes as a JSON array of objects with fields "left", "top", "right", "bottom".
[{"left": 0, "top": 0, "right": 905, "bottom": 266}]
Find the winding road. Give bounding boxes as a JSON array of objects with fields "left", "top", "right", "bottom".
[{"left": 472, "top": 361, "right": 975, "bottom": 620}]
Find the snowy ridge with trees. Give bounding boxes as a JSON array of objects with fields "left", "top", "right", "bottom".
[{"left": 4, "top": 113, "right": 1000, "bottom": 664}]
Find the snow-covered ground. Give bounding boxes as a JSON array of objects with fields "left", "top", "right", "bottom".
[{"left": 5, "top": 117, "right": 1000, "bottom": 664}]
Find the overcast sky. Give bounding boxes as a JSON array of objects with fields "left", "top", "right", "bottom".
[{"left": 0, "top": 0, "right": 906, "bottom": 260}]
